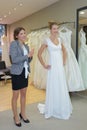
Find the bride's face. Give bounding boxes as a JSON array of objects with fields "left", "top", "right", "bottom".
[{"left": 50, "top": 24, "right": 58, "bottom": 36}]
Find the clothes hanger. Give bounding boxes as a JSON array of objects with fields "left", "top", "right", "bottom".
[
  {"left": 79, "top": 28, "right": 86, "bottom": 37},
  {"left": 59, "top": 25, "right": 70, "bottom": 32}
]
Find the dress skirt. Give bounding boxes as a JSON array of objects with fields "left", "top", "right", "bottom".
[{"left": 11, "top": 68, "right": 28, "bottom": 90}]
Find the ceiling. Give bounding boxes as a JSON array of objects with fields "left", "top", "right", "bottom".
[{"left": 0, "top": 0, "right": 59, "bottom": 25}]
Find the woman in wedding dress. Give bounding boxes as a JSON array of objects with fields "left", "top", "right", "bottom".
[
  {"left": 38, "top": 22, "right": 72, "bottom": 120},
  {"left": 59, "top": 26, "right": 85, "bottom": 92}
]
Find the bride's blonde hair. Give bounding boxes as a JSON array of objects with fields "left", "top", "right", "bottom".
[{"left": 48, "top": 21, "right": 58, "bottom": 29}]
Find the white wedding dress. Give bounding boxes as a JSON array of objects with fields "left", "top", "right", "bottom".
[
  {"left": 38, "top": 37, "right": 72, "bottom": 120},
  {"left": 59, "top": 27, "right": 85, "bottom": 92},
  {"left": 33, "top": 30, "right": 49, "bottom": 89},
  {"left": 78, "top": 29, "right": 87, "bottom": 89}
]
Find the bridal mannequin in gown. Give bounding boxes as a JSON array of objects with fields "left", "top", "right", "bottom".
[
  {"left": 59, "top": 26, "right": 85, "bottom": 92},
  {"left": 79, "top": 27, "right": 87, "bottom": 89},
  {"left": 37, "top": 22, "right": 72, "bottom": 120}
]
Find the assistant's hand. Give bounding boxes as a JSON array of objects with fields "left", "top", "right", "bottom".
[{"left": 28, "top": 48, "right": 34, "bottom": 57}]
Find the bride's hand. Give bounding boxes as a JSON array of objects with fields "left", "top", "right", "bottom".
[
  {"left": 63, "top": 59, "right": 66, "bottom": 66},
  {"left": 44, "top": 64, "right": 51, "bottom": 69}
]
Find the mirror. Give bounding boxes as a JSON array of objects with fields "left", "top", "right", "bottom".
[{"left": 76, "top": 6, "right": 87, "bottom": 95}]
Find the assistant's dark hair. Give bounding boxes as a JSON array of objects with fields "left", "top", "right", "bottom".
[
  {"left": 13, "top": 27, "right": 25, "bottom": 40},
  {"left": 48, "top": 21, "right": 58, "bottom": 29}
]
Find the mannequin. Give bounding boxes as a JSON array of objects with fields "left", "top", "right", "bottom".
[{"left": 78, "top": 27, "right": 87, "bottom": 89}]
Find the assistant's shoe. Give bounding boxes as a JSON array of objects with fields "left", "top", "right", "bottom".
[
  {"left": 13, "top": 117, "right": 22, "bottom": 127},
  {"left": 19, "top": 113, "right": 30, "bottom": 123}
]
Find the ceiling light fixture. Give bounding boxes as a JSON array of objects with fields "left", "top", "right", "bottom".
[
  {"left": 19, "top": 3, "right": 23, "bottom": 7},
  {"left": 9, "top": 11, "right": 11, "bottom": 15},
  {"left": 14, "top": 8, "right": 17, "bottom": 11},
  {"left": 80, "top": 11, "right": 85, "bottom": 15}
]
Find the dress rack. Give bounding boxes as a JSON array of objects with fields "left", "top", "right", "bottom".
[
  {"left": 30, "top": 26, "right": 48, "bottom": 31},
  {"left": 31, "top": 21, "right": 75, "bottom": 31},
  {"left": 58, "top": 21, "right": 75, "bottom": 28}
]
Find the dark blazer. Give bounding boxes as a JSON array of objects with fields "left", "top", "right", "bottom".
[{"left": 9, "top": 40, "right": 32, "bottom": 75}]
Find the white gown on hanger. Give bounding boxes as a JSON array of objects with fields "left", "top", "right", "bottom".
[
  {"left": 1, "top": 35, "right": 11, "bottom": 66},
  {"left": 38, "top": 37, "right": 72, "bottom": 120},
  {"left": 27, "top": 31, "right": 39, "bottom": 82},
  {"left": 33, "top": 29, "right": 49, "bottom": 89},
  {"left": 27, "top": 29, "right": 50, "bottom": 89},
  {"left": 59, "top": 27, "right": 85, "bottom": 92},
  {"left": 78, "top": 29, "right": 87, "bottom": 89}
]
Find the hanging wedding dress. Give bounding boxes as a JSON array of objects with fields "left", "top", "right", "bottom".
[
  {"left": 59, "top": 26, "right": 85, "bottom": 92},
  {"left": 27, "top": 29, "right": 50, "bottom": 89},
  {"left": 33, "top": 30, "right": 49, "bottom": 89},
  {"left": 1, "top": 35, "right": 11, "bottom": 66},
  {"left": 27, "top": 31, "right": 39, "bottom": 82},
  {"left": 78, "top": 29, "right": 87, "bottom": 89},
  {"left": 38, "top": 37, "right": 72, "bottom": 119}
]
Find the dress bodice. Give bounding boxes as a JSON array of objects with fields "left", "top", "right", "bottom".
[{"left": 45, "top": 37, "right": 62, "bottom": 53}]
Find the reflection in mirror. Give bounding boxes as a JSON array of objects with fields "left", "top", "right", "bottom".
[{"left": 76, "top": 6, "right": 87, "bottom": 95}]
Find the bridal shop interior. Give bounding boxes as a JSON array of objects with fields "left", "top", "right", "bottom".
[{"left": 0, "top": 0, "right": 87, "bottom": 130}]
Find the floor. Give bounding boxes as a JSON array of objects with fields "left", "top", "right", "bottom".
[
  {"left": 0, "top": 78, "right": 87, "bottom": 112},
  {"left": 0, "top": 79, "right": 46, "bottom": 112},
  {"left": 0, "top": 93, "right": 87, "bottom": 130},
  {"left": 0, "top": 79, "right": 87, "bottom": 130}
]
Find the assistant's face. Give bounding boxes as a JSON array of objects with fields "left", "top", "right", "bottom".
[
  {"left": 16, "top": 29, "right": 26, "bottom": 43},
  {"left": 50, "top": 24, "right": 58, "bottom": 36}
]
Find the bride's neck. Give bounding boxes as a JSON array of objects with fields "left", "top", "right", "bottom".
[{"left": 50, "top": 35, "right": 57, "bottom": 40}]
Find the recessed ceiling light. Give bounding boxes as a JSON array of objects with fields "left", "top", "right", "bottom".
[
  {"left": 19, "top": 3, "right": 23, "bottom": 7},
  {"left": 14, "top": 8, "right": 17, "bottom": 11},
  {"left": 9, "top": 11, "right": 11, "bottom": 15},
  {"left": 80, "top": 11, "right": 85, "bottom": 15}
]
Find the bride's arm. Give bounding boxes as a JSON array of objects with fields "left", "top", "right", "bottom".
[
  {"left": 61, "top": 43, "right": 67, "bottom": 65},
  {"left": 38, "top": 44, "right": 51, "bottom": 69}
]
